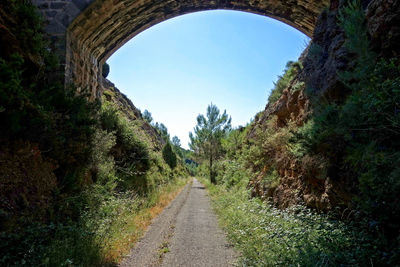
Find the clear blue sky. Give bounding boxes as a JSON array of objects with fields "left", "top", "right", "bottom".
[{"left": 107, "top": 10, "right": 309, "bottom": 149}]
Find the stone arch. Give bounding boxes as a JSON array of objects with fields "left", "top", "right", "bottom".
[{"left": 35, "top": 0, "right": 329, "bottom": 98}]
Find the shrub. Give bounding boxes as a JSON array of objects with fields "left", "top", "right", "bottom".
[
  {"left": 89, "top": 128, "right": 117, "bottom": 185},
  {"left": 99, "top": 103, "right": 151, "bottom": 191},
  {"left": 0, "top": 2, "right": 189, "bottom": 266},
  {"left": 102, "top": 63, "right": 110, "bottom": 78},
  {"left": 268, "top": 61, "right": 302, "bottom": 104},
  {"left": 162, "top": 142, "right": 177, "bottom": 170},
  {"left": 0, "top": 0, "right": 99, "bottom": 217},
  {"left": 205, "top": 182, "right": 384, "bottom": 266},
  {"left": 244, "top": 117, "right": 294, "bottom": 174},
  {"left": 291, "top": 1, "right": 400, "bottom": 261}
]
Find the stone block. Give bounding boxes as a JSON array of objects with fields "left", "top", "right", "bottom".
[
  {"left": 45, "top": 20, "right": 66, "bottom": 34},
  {"left": 50, "top": 2, "right": 67, "bottom": 10},
  {"left": 72, "top": 0, "right": 91, "bottom": 11},
  {"left": 46, "top": 10, "right": 58, "bottom": 18}
]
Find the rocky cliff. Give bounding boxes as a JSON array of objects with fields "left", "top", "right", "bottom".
[{"left": 248, "top": 0, "right": 400, "bottom": 212}]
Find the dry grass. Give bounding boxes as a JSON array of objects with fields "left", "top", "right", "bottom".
[{"left": 103, "top": 177, "right": 191, "bottom": 264}]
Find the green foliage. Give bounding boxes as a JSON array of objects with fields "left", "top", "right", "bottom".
[
  {"left": 244, "top": 117, "right": 295, "bottom": 174},
  {"left": 185, "top": 161, "right": 198, "bottom": 176},
  {"left": 89, "top": 128, "right": 117, "bottom": 185},
  {"left": 307, "top": 42, "right": 323, "bottom": 63},
  {"left": 162, "top": 142, "right": 177, "bottom": 170},
  {"left": 189, "top": 103, "right": 231, "bottom": 183},
  {"left": 0, "top": 2, "right": 190, "bottom": 266},
  {"left": 338, "top": 0, "right": 375, "bottom": 84},
  {"left": 1, "top": 0, "right": 46, "bottom": 56},
  {"left": 292, "top": 81, "right": 305, "bottom": 92},
  {"left": 0, "top": 1, "right": 99, "bottom": 197},
  {"left": 290, "top": 1, "right": 400, "bottom": 260},
  {"left": 99, "top": 103, "right": 151, "bottom": 192},
  {"left": 301, "top": 58, "right": 400, "bottom": 236},
  {"left": 142, "top": 109, "right": 153, "bottom": 124},
  {"left": 218, "top": 159, "right": 250, "bottom": 188},
  {"left": 0, "top": 54, "right": 24, "bottom": 133},
  {"left": 102, "top": 63, "right": 110, "bottom": 78},
  {"left": 268, "top": 61, "right": 302, "bottom": 104},
  {"left": 0, "top": 222, "right": 101, "bottom": 267},
  {"left": 191, "top": 125, "right": 250, "bottom": 188},
  {"left": 221, "top": 126, "right": 247, "bottom": 159},
  {"left": 153, "top": 122, "right": 170, "bottom": 142},
  {"left": 204, "top": 182, "right": 384, "bottom": 266},
  {"left": 171, "top": 135, "right": 181, "bottom": 148}
]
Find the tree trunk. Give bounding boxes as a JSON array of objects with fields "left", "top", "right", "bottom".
[{"left": 209, "top": 153, "right": 216, "bottom": 184}]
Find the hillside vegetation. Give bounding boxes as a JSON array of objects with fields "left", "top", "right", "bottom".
[
  {"left": 0, "top": 1, "right": 190, "bottom": 265},
  {"left": 1, "top": 0, "right": 399, "bottom": 266},
  {"left": 191, "top": 1, "right": 399, "bottom": 265}
]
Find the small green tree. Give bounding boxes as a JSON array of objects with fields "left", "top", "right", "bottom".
[
  {"left": 102, "top": 63, "right": 110, "bottom": 78},
  {"left": 162, "top": 142, "right": 177, "bottom": 169},
  {"left": 189, "top": 103, "right": 231, "bottom": 184},
  {"left": 142, "top": 109, "right": 153, "bottom": 124},
  {"left": 153, "top": 122, "right": 169, "bottom": 142},
  {"left": 172, "top": 136, "right": 181, "bottom": 148}
]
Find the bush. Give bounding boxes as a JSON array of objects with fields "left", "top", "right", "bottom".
[
  {"left": 0, "top": 2, "right": 190, "bottom": 266},
  {"left": 205, "top": 182, "right": 384, "bottom": 266},
  {"left": 162, "top": 142, "right": 177, "bottom": 170},
  {"left": 268, "top": 61, "right": 302, "bottom": 104},
  {"left": 292, "top": 1, "right": 400, "bottom": 261},
  {"left": 99, "top": 103, "right": 151, "bottom": 192},
  {"left": 0, "top": 0, "right": 99, "bottom": 220},
  {"left": 102, "top": 63, "right": 110, "bottom": 78},
  {"left": 89, "top": 128, "right": 117, "bottom": 185},
  {"left": 244, "top": 117, "right": 294, "bottom": 174}
]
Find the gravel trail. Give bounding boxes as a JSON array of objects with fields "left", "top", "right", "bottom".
[{"left": 119, "top": 178, "right": 237, "bottom": 267}]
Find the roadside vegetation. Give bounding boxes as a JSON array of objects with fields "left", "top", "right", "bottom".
[
  {"left": 1, "top": 0, "right": 399, "bottom": 266},
  {"left": 0, "top": 1, "right": 190, "bottom": 265},
  {"left": 202, "top": 179, "right": 381, "bottom": 266},
  {"left": 191, "top": 1, "right": 399, "bottom": 265}
]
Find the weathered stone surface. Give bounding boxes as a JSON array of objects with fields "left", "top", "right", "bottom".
[
  {"left": 301, "top": 6, "right": 349, "bottom": 103},
  {"left": 33, "top": 0, "right": 329, "bottom": 99},
  {"left": 247, "top": 0, "right": 400, "bottom": 212},
  {"left": 366, "top": 0, "right": 400, "bottom": 58}
]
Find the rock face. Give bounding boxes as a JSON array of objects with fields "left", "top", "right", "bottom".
[
  {"left": 32, "top": 0, "right": 328, "bottom": 99},
  {"left": 0, "top": 141, "right": 57, "bottom": 223},
  {"left": 366, "top": 0, "right": 400, "bottom": 58},
  {"left": 248, "top": 0, "right": 400, "bottom": 212}
]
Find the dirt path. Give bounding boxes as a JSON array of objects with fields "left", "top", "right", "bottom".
[{"left": 119, "top": 178, "right": 237, "bottom": 267}]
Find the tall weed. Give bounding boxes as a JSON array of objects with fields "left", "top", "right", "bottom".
[{"left": 204, "top": 181, "right": 383, "bottom": 266}]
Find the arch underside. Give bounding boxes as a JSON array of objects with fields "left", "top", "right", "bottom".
[{"left": 65, "top": 0, "right": 328, "bottom": 97}]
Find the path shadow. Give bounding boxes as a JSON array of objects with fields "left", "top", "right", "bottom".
[{"left": 192, "top": 186, "right": 205, "bottom": 190}]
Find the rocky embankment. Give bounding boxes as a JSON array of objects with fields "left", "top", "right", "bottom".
[
  {"left": 101, "top": 77, "right": 165, "bottom": 151},
  {"left": 248, "top": 0, "right": 400, "bottom": 211}
]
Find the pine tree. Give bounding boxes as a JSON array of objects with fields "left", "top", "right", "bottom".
[{"left": 189, "top": 103, "right": 231, "bottom": 184}]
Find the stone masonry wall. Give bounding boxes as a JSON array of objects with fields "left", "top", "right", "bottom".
[{"left": 33, "top": 0, "right": 329, "bottom": 99}]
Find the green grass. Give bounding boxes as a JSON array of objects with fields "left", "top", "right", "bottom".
[
  {"left": 0, "top": 176, "right": 190, "bottom": 266},
  {"left": 201, "top": 179, "right": 382, "bottom": 266}
]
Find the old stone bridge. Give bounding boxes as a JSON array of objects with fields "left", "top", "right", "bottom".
[{"left": 33, "top": 0, "right": 329, "bottom": 98}]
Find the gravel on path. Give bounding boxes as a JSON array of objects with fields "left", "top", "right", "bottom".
[
  {"left": 161, "top": 178, "right": 237, "bottom": 267},
  {"left": 119, "top": 178, "right": 237, "bottom": 267},
  {"left": 119, "top": 181, "right": 192, "bottom": 267}
]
